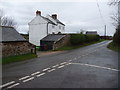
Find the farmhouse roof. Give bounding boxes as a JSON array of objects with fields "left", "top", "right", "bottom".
[
  {"left": 86, "top": 31, "right": 97, "bottom": 35},
  {"left": 55, "top": 19, "right": 65, "bottom": 26},
  {"left": 41, "top": 16, "right": 56, "bottom": 25},
  {"left": 41, "top": 34, "right": 65, "bottom": 42},
  {"left": 49, "top": 15, "right": 65, "bottom": 26},
  {"left": 0, "top": 26, "right": 27, "bottom": 42}
]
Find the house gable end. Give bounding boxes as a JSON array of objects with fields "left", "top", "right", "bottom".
[{"left": 28, "top": 16, "right": 48, "bottom": 25}]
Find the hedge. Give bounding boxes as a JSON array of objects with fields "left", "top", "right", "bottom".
[
  {"left": 70, "top": 34, "right": 85, "bottom": 45},
  {"left": 70, "top": 34, "right": 100, "bottom": 45},
  {"left": 85, "top": 34, "right": 100, "bottom": 42},
  {"left": 113, "top": 28, "right": 120, "bottom": 45}
]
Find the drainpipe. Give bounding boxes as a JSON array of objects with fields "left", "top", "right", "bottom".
[{"left": 47, "top": 22, "right": 50, "bottom": 35}]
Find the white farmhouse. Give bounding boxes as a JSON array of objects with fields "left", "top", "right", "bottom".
[{"left": 28, "top": 10, "right": 65, "bottom": 46}]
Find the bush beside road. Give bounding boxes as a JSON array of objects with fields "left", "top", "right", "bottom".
[{"left": 107, "top": 42, "right": 120, "bottom": 52}]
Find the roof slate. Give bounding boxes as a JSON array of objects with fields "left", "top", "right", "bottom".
[
  {"left": 41, "top": 16, "right": 65, "bottom": 26},
  {"left": 0, "top": 26, "right": 27, "bottom": 42},
  {"left": 41, "top": 34, "right": 65, "bottom": 42},
  {"left": 41, "top": 16, "right": 56, "bottom": 25}
]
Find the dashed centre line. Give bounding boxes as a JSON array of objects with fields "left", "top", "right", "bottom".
[
  {"left": 60, "top": 62, "right": 67, "bottom": 65},
  {"left": 52, "top": 64, "right": 59, "bottom": 68},
  {"left": 7, "top": 83, "right": 20, "bottom": 88},
  {"left": 66, "top": 63, "right": 71, "bottom": 65},
  {"left": 31, "top": 71, "right": 40, "bottom": 76},
  {"left": 69, "top": 60, "right": 72, "bottom": 62},
  {"left": 37, "top": 73, "right": 46, "bottom": 77},
  {"left": 0, "top": 81, "right": 15, "bottom": 88},
  {"left": 23, "top": 77, "right": 34, "bottom": 83},
  {"left": 48, "top": 69, "right": 56, "bottom": 72},
  {"left": 58, "top": 65, "right": 65, "bottom": 68},
  {"left": 42, "top": 68, "right": 50, "bottom": 71},
  {"left": 19, "top": 76, "right": 30, "bottom": 81}
]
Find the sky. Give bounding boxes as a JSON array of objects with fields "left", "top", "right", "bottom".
[{"left": 0, "top": 0, "right": 117, "bottom": 36}]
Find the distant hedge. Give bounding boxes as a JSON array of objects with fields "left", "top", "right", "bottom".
[{"left": 70, "top": 34, "right": 100, "bottom": 45}]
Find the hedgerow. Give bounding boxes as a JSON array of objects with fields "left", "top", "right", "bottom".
[{"left": 70, "top": 34, "right": 100, "bottom": 45}]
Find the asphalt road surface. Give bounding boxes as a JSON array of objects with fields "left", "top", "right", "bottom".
[{"left": 1, "top": 40, "right": 119, "bottom": 89}]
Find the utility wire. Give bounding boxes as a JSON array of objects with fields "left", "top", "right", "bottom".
[{"left": 96, "top": 0, "right": 106, "bottom": 25}]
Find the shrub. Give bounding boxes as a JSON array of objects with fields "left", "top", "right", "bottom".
[
  {"left": 113, "top": 28, "right": 120, "bottom": 45},
  {"left": 70, "top": 34, "right": 85, "bottom": 45},
  {"left": 70, "top": 34, "right": 100, "bottom": 45},
  {"left": 85, "top": 35, "right": 100, "bottom": 42}
]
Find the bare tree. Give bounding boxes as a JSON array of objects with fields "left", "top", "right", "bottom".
[
  {"left": 108, "top": 0, "right": 120, "bottom": 28},
  {"left": 108, "top": 0, "right": 119, "bottom": 6},
  {"left": 0, "top": 9, "right": 17, "bottom": 29}
]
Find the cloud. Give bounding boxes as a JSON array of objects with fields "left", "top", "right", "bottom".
[{"left": 0, "top": 0, "right": 116, "bottom": 36}]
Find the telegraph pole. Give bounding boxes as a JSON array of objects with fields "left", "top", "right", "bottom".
[{"left": 104, "top": 25, "right": 106, "bottom": 39}]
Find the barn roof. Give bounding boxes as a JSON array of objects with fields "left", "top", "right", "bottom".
[
  {"left": 86, "top": 31, "right": 97, "bottom": 35},
  {"left": 0, "top": 26, "right": 27, "bottom": 42},
  {"left": 41, "top": 34, "right": 65, "bottom": 42}
]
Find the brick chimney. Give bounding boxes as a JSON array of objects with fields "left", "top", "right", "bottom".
[
  {"left": 36, "top": 10, "right": 41, "bottom": 16},
  {"left": 52, "top": 14, "right": 57, "bottom": 19}
]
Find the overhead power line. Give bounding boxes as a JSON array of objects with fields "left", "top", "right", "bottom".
[
  {"left": 96, "top": 0, "right": 106, "bottom": 25},
  {"left": 96, "top": 0, "right": 107, "bottom": 36}
]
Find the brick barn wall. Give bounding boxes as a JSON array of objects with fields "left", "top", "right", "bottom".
[
  {"left": 1, "top": 41, "right": 36, "bottom": 57},
  {"left": 53, "top": 34, "right": 71, "bottom": 50}
]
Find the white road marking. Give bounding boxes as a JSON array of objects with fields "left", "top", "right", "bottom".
[
  {"left": 42, "top": 68, "right": 50, "bottom": 71},
  {"left": 69, "top": 60, "right": 72, "bottom": 62},
  {"left": 58, "top": 65, "right": 65, "bottom": 68},
  {"left": 48, "top": 69, "right": 56, "bottom": 72},
  {"left": 7, "top": 83, "right": 20, "bottom": 88},
  {"left": 23, "top": 77, "right": 34, "bottom": 82},
  {"left": 71, "top": 63, "right": 119, "bottom": 72},
  {"left": 0, "top": 81, "right": 15, "bottom": 88},
  {"left": 52, "top": 64, "right": 59, "bottom": 68},
  {"left": 31, "top": 72, "right": 40, "bottom": 76},
  {"left": 60, "top": 62, "right": 67, "bottom": 65},
  {"left": 37, "top": 73, "right": 46, "bottom": 77},
  {"left": 19, "top": 76, "right": 30, "bottom": 80}
]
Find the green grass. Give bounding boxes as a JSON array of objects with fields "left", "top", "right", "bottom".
[
  {"left": 107, "top": 42, "right": 120, "bottom": 52},
  {"left": 0, "top": 53, "right": 37, "bottom": 65},
  {"left": 55, "top": 39, "right": 105, "bottom": 51}
]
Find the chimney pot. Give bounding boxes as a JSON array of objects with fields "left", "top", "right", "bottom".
[
  {"left": 52, "top": 14, "right": 57, "bottom": 19},
  {"left": 36, "top": 10, "right": 41, "bottom": 16}
]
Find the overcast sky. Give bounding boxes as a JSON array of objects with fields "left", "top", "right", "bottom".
[{"left": 0, "top": 0, "right": 117, "bottom": 36}]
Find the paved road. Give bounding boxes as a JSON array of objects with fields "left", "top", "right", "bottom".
[{"left": 1, "top": 40, "right": 119, "bottom": 89}]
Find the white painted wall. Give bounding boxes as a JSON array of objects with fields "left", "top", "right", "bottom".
[
  {"left": 29, "top": 16, "right": 48, "bottom": 46},
  {"left": 29, "top": 15, "right": 65, "bottom": 46}
]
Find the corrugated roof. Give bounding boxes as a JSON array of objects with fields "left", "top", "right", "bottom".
[
  {"left": 0, "top": 26, "right": 27, "bottom": 42},
  {"left": 41, "top": 34, "right": 65, "bottom": 42}
]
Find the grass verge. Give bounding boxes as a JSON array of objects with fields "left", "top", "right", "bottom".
[
  {"left": 0, "top": 53, "right": 37, "bottom": 65},
  {"left": 55, "top": 39, "right": 105, "bottom": 51},
  {"left": 107, "top": 42, "right": 120, "bottom": 52}
]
